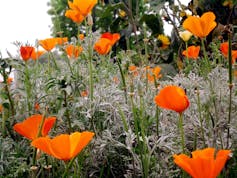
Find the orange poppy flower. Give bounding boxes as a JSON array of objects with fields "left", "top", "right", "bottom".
[
  {"left": 7, "top": 77, "right": 13, "bottom": 84},
  {"left": 94, "top": 33, "right": 120, "bottom": 55},
  {"left": 20, "top": 46, "right": 34, "bottom": 61},
  {"left": 220, "top": 42, "right": 237, "bottom": 64},
  {"left": 0, "top": 104, "right": 2, "bottom": 113},
  {"left": 13, "top": 114, "right": 56, "bottom": 140},
  {"left": 31, "top": 49, "right": 45, "bottom": 60},
  {"left": 183, "top": 12, "right": 217, "bottom": 38},
  {"left": 80, "top": 90, "right": 89, "bottom": 97},
  {"left": 65, "top": 9, "right": 85, "bottom": 24},
  {"left": 129, "top": 65, "right": 139, "bottom": 77},
  {"left": 68, "top": 0, "right": 98, "bottom": 17},
  {"left": 173, "top": 147, "right": 231, "bottom": 178},
  {"left": 182, "top": 45, "right": 200, "bottom": 59},
  {"left": 146, "top": 66, "right": 162, "bottom": 82},
  {"left": 39, "top": 38, "right": 58, "bottom": 51},
  {"left": 154, "top": 85, "right": 189, "bottom": 113},
  {"left": 31, "top": 131, "right": 95, "bottom": 161},
  {"left": 113, "top": 76, "right": 120, "bottom": 84},
  {"left": 94, "top": 38, "right": 112, "bottom": 55},
  {"left": 65, "top": 44, "right": 83, "bottom": 58},
  {"left": 78, "top": 33, "right": 85, "bottom": 40},
  {"left": 101, "top": 32, "right": 120, "bottom": 46},
  {"left": 55, "top": 37, "right": 68, "bottom": 45},
  {"left": 34, "top": 103, "right": 40, "bottom": 111}
]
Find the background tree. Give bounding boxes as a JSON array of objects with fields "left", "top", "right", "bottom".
[{"left": 47, "top": 0, "right": 78, "bottom": 39}]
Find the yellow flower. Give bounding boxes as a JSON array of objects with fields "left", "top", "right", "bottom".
[
  {"left": 119, "top": 10, "right": 126, "bottom": 18},
  {"left": 223, "top": 0, "right": 234, "bottom": 7},
  {"left": 157, "top": 34, "right": 170, "bottom": 49},
  {"left": 179, "top": 30, "right": 193, "bottom": 42}
]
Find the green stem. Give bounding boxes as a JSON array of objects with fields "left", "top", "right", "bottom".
[
  {"left": 62, "top": 157, "right": 77, "bottom": 178},
  {"left": 196, "top": 88, "right": 206, "bottom": 147},
  {"left": 24, "top": 63, "right": 32, "bottom": 114},
  {"left": 88, "top": 53, "right": 94, "bottom": 101},
  {"left": 138, "top": 87, "right": 150, "bottom": 178},
  {"left": 1, "top": 106, "right": 8, "bottom": 137},
  {"left": 201, "top": 38, "right": 210, "bottom": 75},
  {"left": 185, "top": 41, "right": 189, "bottom": 61},
  {"left": 178, "top": 113, "right": 185, "bottom": 153},
  {"left": 117, "top": 59, "right": 127, "bottom": 103},
  {"left": 227, "top": 33, "right": 233, "bottom": 148},
  {"left": 32, "top": 148, "right": 38, "bottom": 166},
  {"left": 65, "top": 56, "right": 74, "bottom": 75},
  {"left": 143, "top": 24, "right": 149, "bottom": 92},
  {"left": 49, "top": 51, "right": 59, "bottom": 71},
  {"left": 63, "top": 90, "right": 72, "bottom": 134},
  {"left": 117, "top": 104, "right": 129, "bottom": 132},
  {"left": 32, "top": 114, "right": 46, "bottom": 165},
  {"left": 2, "top": 69, "right": 15, "bottom": 117},
  {"left": 85, "top": 21, "right": 94, "bottom": 101},
  {"left": 155, "top": 107, "right": 160, "bottom": 137}
]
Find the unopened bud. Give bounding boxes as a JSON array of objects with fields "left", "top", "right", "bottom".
[{"left": 87, "top": 14, "right": 93, "bottom": 26}]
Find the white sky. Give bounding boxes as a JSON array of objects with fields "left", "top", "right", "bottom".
[
  {"left": 0, "top": 0, "right": 52, "bottom": 58},
  {"left": 0, "top": 0, "right": 190, "bottom": 58}
]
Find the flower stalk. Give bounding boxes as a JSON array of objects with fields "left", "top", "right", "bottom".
[
  {"left": 62, "top": 157, "right": 77, "bottom": 178},
  {"left": 226, "top": 32, "right": 233, "bottom": 148},
  {"left": 117, "top": 57, "right": 128, "bottom": 103},
  {"left": 178, "top": 113, "right": 185, "bottom": 153}
]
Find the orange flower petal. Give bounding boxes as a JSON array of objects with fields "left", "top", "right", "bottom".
[
  {"left": 20, "top": 46, "right": 34, "bottom": 61},
  {"left": 7, "top": 77, "right": 13, "bottom": 84},
  {"left": 183, "top": 12, "right": 217, "bottom": 38},
  {"left": 220, "top": 42, "right": 237, "bottom": 63},
  {"left": 69, "top": 131, "right": 94, "bottom": 158},
  {"left": 65, "top": 44, "right": 83, "bottom": 58},
  {"left": 13, "top": 115, "right": 42, "bottom": 140},
  {"left": 182, "top": 45, "right": 200, "bottom": 59},
  {"left": 101, "top": 32, "right": 120, "bottom": 45},
  {"left": 189, "top": 156, "right": 214, "bottom": 178},
  {"left": 42, "top": 117, "right": 56, "bottom": 137},
  {"left": 39, "top": 38, "right": 58, "bottom": 51},
  {"left": 200, "top": 12, "right": 217, "bottom": 37},
  {"left": 31, "top": 137, "right": 54, "bottom": 157},
  {"left": 154, "top": 85, "right": 189, "bottom": 113},
  {"left": 31, "top": 49, "right": 45, "bottom": 60},
  {"left": 173, "top": 148, "right": 231, "bottom": 178},
  {"left": 183, "top": 16, "right": 203, "bottom": 38},
  {"left": 55, "top": 37, "right": 68, "bottom": 45},
  {"left": 173, "top": 154, "right": 196, "bottom": 177},
  {"left": 50, "top": 134, "right": 71, "bottom": 160},
  {"left": 192, "top": 147, "right": 215, "bottom": 159},
  {"left": 31, "top": 131, "right": 94, "bottom": 160},
  {"left": 213, "top": 150, "right": 231, "bottom": 178},
  {"left": 70, "top": 0, "right": 98, "bottom": 16},
  {"left": 13, "top": 115, "right": 56, "bottom": 140},
  {"left": 65, "top": 9, "right": 85, "bottom": 24},
  {"left": 94, "top": 38, "right": 112, "bottom": 55}
]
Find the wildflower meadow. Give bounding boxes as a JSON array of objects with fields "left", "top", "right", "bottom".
[{"left": 1, "top": 0, "right": 237, "bottom": 177}]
